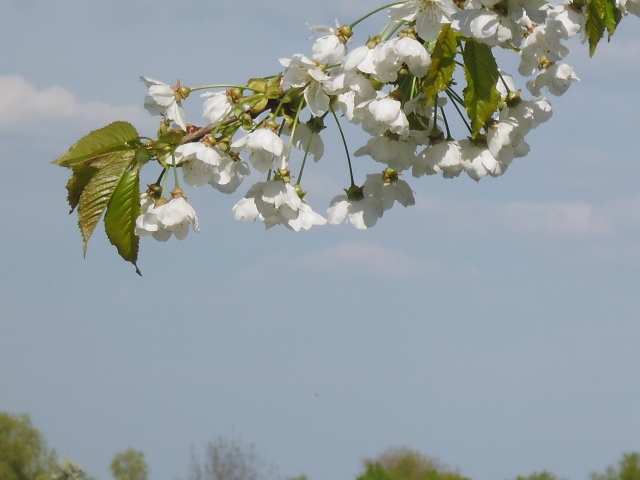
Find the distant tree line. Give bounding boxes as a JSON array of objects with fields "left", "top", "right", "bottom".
[{"left": 1, "top": 411, "right": 638, "bottom": 480}]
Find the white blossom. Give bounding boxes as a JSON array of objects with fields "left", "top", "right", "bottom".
[
  {"left": 414, "top": 140, "right": 463, "bottom": 178},
  {"left": 389, "top": 0, "right": 459, "bottom": 42},
  {"left": 136, "top": 192, "right": 200, "bottom": 241},
  {"left": 140, "top": 76, "right": 187, "bottom": 131},
  {"left": 231, "top": 128, "right": 286, "bottom": 173},
  {"left": 519, "top": 24, "right": 569, "bottom": 76},
  {"left": 308, "top": 21, "right": 347, "bottom": 64},
  {"left": 232, "top": 180, "right": 305, "bottom": 229},
  {"left": 327, "top": 188, "right": 384, "bottom": 230},
  {"left": 357, "top": 93, "right": 410, "bottom": 137},
  {"left": 202, "top": 90, "right": 235, "bottom": 123},
  {"left": 287, "top": 201, "right": 328, "bottom": 231},
  {"left": 459, "top": 139, "right": 502, "bottom": 180},
  {"left": 280, "top": 54, "right": 332, "bottom": 117},
  {"left": 526, "top": 63, "right": 580, "bottom": 96},
  {"left": 364, "top": 171, "right": 415, "bottom": 212},
  {"left": 452, "top": 9, "right": 521, "bottom": 48},
  {"left": 354, "top": 135, "right": 417, "bottom": 172}
]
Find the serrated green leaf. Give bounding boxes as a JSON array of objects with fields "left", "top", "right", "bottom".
[
  {"left": 604, "top": 0, "right": 622, "bottom": 38},
  {"left": 52, "top": 121, "right": 140, "bottom": 167},
  {"left": 462, "top": 40, "right": 501, "bottom": 138},
  {"left": 77, "top": 151, "right": 136, "bottom": 254},
  {"left": 66, "top": 165, "right": 98, "bottom": 214},
  {"left": 104, "top": 168, "right": 142, "bottom": 275},
  {"left": 586, "top": 0, "right": 607, "bottom": 56},
  {"left": 424, "top": 24, "right": 458, "bottom": 108},
  {"left": 65, "top": 155, "right": 114, "bottom": 213}
]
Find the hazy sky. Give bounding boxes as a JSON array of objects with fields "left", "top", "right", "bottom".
[{"left": 1, "top": 2, "right": 640, "bottom": 480}]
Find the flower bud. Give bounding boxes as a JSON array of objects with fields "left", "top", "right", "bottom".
[
  {"left": 249, "top": 96, "right": 269, "bottom": 115},
  {"left": 247, "top": 78, "right": 267, "bottom": 93},
  {"left": 264, "top": 119, "right": 279, "bottom": 131},
  {"left": 389, "top": 90, "right": 404, "bottom": 102},
  {"left": 306, "top": 117, "right": 326, "bottom": 134},
  {"left": 241, "top": 113, "right": 254, "bottom": 130},
  {"left": 135, "top": 148, "right": 152, "bottom": 165},
  {"left": 274, "top": 169, "right": 292, "bottom": 183},
  {"left": 399, "top": 26, "right": 417, "bottom": 40},
  {"left": 383, "top": 167, "right": 399, "bottom": 183},
  {"left": 229, "top": 88, "right": 243, "bottom": 103},
  {"left": 344, "top": 184, "right": 365, "bottom": 202},
  {"left": 157, "top": 120, "right": 169, "bottom": 138},
  {"left": 265, "top": 77, "right": 284, "bottom": 100},
  {"left": 294, "top": 184, "right": 307, "bottom": 199},
  {"left": 366, "top": 35, "right": 381, "bottom": 49},
  {"left": 428, "top": 127, "right": 444, "bottom": 142},
  {"left": 146, "top": 183, "right": 163, "bottom": 199},
  {"left": 337, "top": 25, "right": 353, "bottom": 43},
  {"left": 506, "top": 89, "right": 522, "bottom": 107},
  {"left": 176, "top": 85, "right": 191, "bottom": 100},
  {"left": 571, "top": 0, "right": 586, "bottom": 10}
]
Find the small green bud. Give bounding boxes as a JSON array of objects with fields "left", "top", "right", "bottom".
[
  {"left": 398, "top": 26, "right": 417, "bottom": 40},
  {"left": 383, "top": 167, "right": 399, "bottom": 184},
  {"left": 247, "top": 78, "right": 267, "bottom": 93},
  {"left": 250, "top": 96, "right": 269, "bottom": 115},
  {"left": 470, "top": 134, "right": 488, "bottom": 148},
  {"left": 157, "top": 120, "right": 169, "bottom": 138},
  {"left": 306, "top": 117, "right": 326, "bottom": 134},
  {"left": 274, "top": 169, "right": 292, "bottom": 183},
  {"left": 506, "top": 89, "right": 522, "bottom": 107},
  {"left": 265, "top": 77, "right": 284, "bottom": 100},
  {"left": 264, "top": 119, "right": 279, "bottom": 131},
  {"left": 294, "top": 184, "right": 307, "bottom": 199},
  {"left": 146, "top": 183, "right": 163, "bottom": 199},
  {"left": 366, "top": 35, "right": 381, "bottom": 49},
  {"left": 176, "top": 85, "right": 191, "bottom": 100},
  {"left": 571, "top": 0, "right": 586, "bottom": 10},
  {"left": 241, "top": 113, "right": 254, "bottom": 130},
  {"left": 427, "top": 127, "right": 444, "bottom": 142},
  {"left": 344, "top": 184, "right": 365, "bottom": 202},
  {"left": 493, "top": 0, "right": 509, "bottom": 16},
  {"left": 135, "top": 148, "right": 152, "bottom": 165},
  {"left": 230, "top": 88, "right": 243, "bottom": 102},
  {"left": 337, "top": 25, "right": 353, "bottom": 43},
  {"left": 389, "top": 90, "right": 404, "bottom": 102}
]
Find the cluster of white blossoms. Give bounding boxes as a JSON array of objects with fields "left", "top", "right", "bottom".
[{"left": 135, "top": 0, "right": 638, "bottom": 239}]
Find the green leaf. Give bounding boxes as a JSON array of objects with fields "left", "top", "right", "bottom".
[
  {"left": 66, "top": 165, "right": 98, "bottom": 214},
  {"left": 77, "top": 151, "right": 136, "bottom": 254},
  {"left": 104, "top": 168, "right": 142, "bottom": 275},
  {"left": 586, "top": 0, "right": 607, "bottom": 56},
  {"left": 424, "top": 24, "right": 458, "bottom": 108},
  {"left": 604, "top": 0, "right": 622, "bottom": 38},
  {"left": 462, "top": 39, "right": 501, "bottom": 138},
  {"left": 52, "top": 121, "right": 140, "bottom": 167},
  {"left": 65, "top": 155, "right": 114, "bottom": 213}
]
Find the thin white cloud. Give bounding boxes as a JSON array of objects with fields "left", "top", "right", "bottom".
[
  {"left": 298, "top": 241, "right": 441, "bottom": 279},
  {"left": 0, "top": 75, "right": 150, "bottom": 131},
  {"left": 415, "top": 195, "right": 617, "bottom": 240},
  {"left": 235, "top": 240, "right": 442, "bottom": 284},
  {"left": 493, "top": 201, "right": 613, "bottom": 238}
]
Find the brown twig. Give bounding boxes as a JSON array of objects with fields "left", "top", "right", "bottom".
[{"left": 181, "top": 116, "right": 239, "bottom": 144}]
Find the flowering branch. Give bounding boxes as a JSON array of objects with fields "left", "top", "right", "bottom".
[{"left": 51, "top": 0, "right": 638, "bottom": 274}]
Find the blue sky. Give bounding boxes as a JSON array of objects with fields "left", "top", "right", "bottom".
[{"left": 1, "top": 1, "right": 640, "bottom": 480}]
